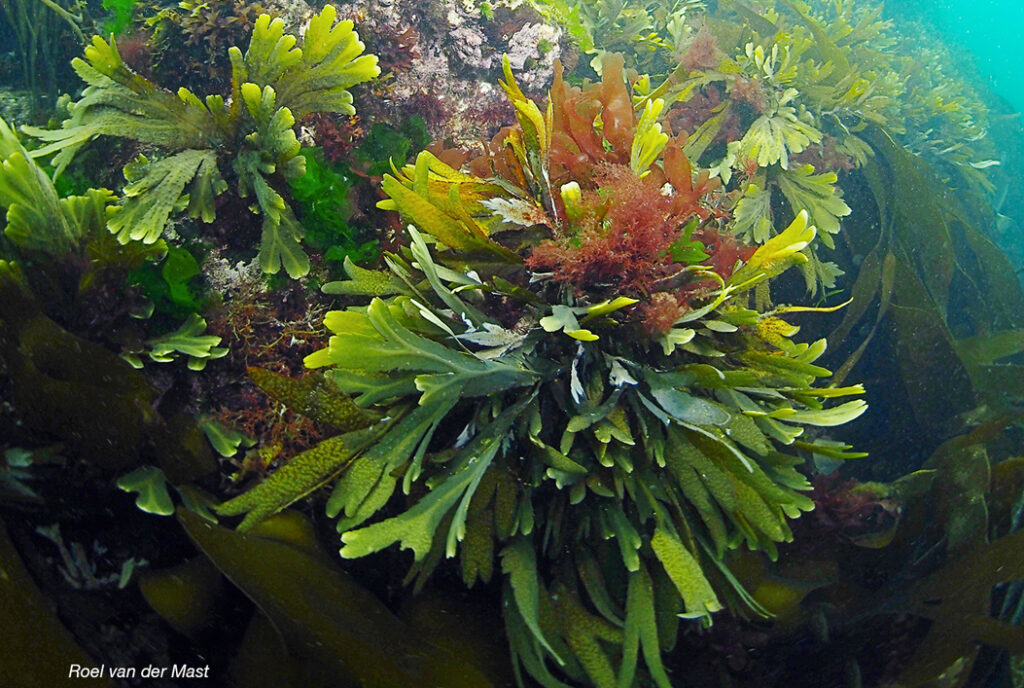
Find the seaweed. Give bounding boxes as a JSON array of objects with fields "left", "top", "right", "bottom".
[
  {"left": 355, "top": 116, "right": 430, "bottom": 178},
  {"left": 101, "top": 0, "right": 136, "bottom": 36},
  {"left": 219, "top": 56, "right": 867, "bottom": 687},
  {"left": 4, "top": 2, "right": 1024, "bottom": 686},
  {"left": 286, "top": 116, "right": 429, "bottom": 268},
  {"left": 555, "top": 0, "right": 1024, "bottom": 444},
  {"left": 23, "top": 5, "right": 380, "bottom": 278},
  {"left": 0, "top": 260, "right": 216, "bottom": 481},
  {"left": 828, "top": 127, "right": 1024, "bottom": 436},
  {"left": 287, "top": 148, "right": 375, "bottom": 265},
  {"left": 0, "top": 0, "right": 84, "bottom": 111},
  {"left": 1, "top": 115, "right": 226, "bottom": 372},
  {"left": 178, "top": 509, "right": 500, "bottom": 687},
  {"left": 127, "top": 245, "right": 206, "bottom": 318},
  {"left": 528, "top": 0, "right": 706, "bottom": 76},
  {"left": 147, "top": 0, "right": 265, "bottom": 94},
  {"left": 0, "top": 515, "right": 113, "bottom": 688}
]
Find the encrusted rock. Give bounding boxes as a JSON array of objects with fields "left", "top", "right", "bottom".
[{"left": 505, "top": 22, "right": 562, "bottom": 91}]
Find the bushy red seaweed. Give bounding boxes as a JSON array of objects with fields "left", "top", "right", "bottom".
[
  {"left": 525, "top": 158, "right": 730, "bottom": 296},
  {"left": 304, "top": 113, "right": 365, "bottom": 164},
  {"left": 640, "top": 292, "right": 687, "bottom": 334},
  {"left": 526, "top": 164, "right": 678, "bottom": 293},
  {"left": 727, "top": 76, "right": 769, "bottom": 114},
  {"left": 680, "top": 25, "right": 721, "bottom": 72},
  {"left": 434, "top": 54, "right": 760, "bottom": 334}
]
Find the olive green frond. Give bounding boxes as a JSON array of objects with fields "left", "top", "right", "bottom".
[
  {"left": 731, "top": 181, "right": 774, "bottom": 244},
  {"left": 109, "top": 150, "right": 220, "bottom": 245},
  {"left": 22, "top": 5, "right": 378, "bottom": 277},
  {"left": 247, "top": 366, "right": 378, "bottom": 432},
  {"left": 23, "top": 36, "right": 222, "bottom": 174},
  {"left": 738, "top": 99, "right": 822, "bottom": 170},
  {"left": 0, "top": 118, "right": 82, "bottom": 254},
  {"left": 259, "top": 6, "right": 380, "bottom": 118},
  {"left": 123, "top": 313, "right": 228, "bottom": 371},
  {"left": 216, "top": 428, "right": 379, "bottom": 531},
  {"left": 776, "top": 164, "right": 850, "bottom": 248},
  {"left": 379, "top": 151, "right": 520, "bottom": 261}
]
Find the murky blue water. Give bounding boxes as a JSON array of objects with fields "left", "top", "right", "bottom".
[{"left": 893, "top": 0, "right": 1024, "bottom": 113}]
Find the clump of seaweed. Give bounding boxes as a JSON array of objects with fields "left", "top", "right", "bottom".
[
  {"left": 201, "top": 275, "right": 331, "bottom": 473},
  {"left": 0, "top": 113, "right": 237, "bottom": 374},
  {"left": 1, "top": 0, "right": 85, "bottom": 112},
  {"left": 23, "top": 5, "right": 380, "bottom": 278},
  {"left": 0, "top": 115, "right": 164, "bottom": 327},
  {"left": 543, "top": 0, "right": 1024, "bottom": 463},
  {"left": 147, "top": 0, "right": 266, "bottom": 95},
  {"left": 365, "top": 23, "right": 421, "bottom": 77},
  {"left": 302, "top": 113, "right": 365, "bottom": 164},
  {"left": 5, "top": 2, "right": 1024, "bottom": 687},
  {"left": 528, "top": 0, "right": 707, "bottom": 77},
  {"left": 216, "top": 55, "right": 867, "bottom": 687}
]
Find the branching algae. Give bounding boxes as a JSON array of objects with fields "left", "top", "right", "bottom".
[
  {"left": 218, "top": 56, "right": 867, "bottom": 687},
  {"left": 23, "top": 5, "right": 380, "bottom": 278}
]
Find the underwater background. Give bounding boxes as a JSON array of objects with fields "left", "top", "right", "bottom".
[
  {"left": 892, "top": 0, "right": 1024, "bottom": 116},
  {"left": 2, "top": 1, "right": 1024, "bottom": 687}
]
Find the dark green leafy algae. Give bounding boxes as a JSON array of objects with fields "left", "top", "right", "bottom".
[
  {"left": 179, "top": 508, "right": 501, "bottom": 688},
  {"left": 2, "top": 1, "right": 1024, "bottom": 687},
  {"left": 0, "top": 515, "right": 113, "bottom": 688}
]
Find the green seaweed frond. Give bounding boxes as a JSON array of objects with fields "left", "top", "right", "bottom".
[
  {"left": 737, "top": 89, "right": 822, "bottom": 170},
  {"left": 775, "top": 164, "right": 850, "bottom": 247},
  {"left": 122, "top": 313, "right": 228, "bottom": 370},
  {"left": 234, "top": 6, "right": 380, "bottom": 119},
  {"left": 0, "top": 117, "right": 96, "bottom": 255},
  {"left": 1, "top": 115, "right": 172, "bottom": 290},
  {"left": 217, "top": 56, "right": 867, "bottom": 688},
  {"left": 731, "top": 180, "right": 773, "bottom": 244},
  {"left": 630, "top": 98, "right": 669, "bottom": 176},
  {"left": 110, "top": 150, "right": 223, "bottom": 245},
  {"left": 22, "top": 5, "right": 380, "bottom": 278}
]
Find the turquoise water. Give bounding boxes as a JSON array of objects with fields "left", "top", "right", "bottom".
[{"left": 896, "top": 0, "right": 1024, "bottom": 114}]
